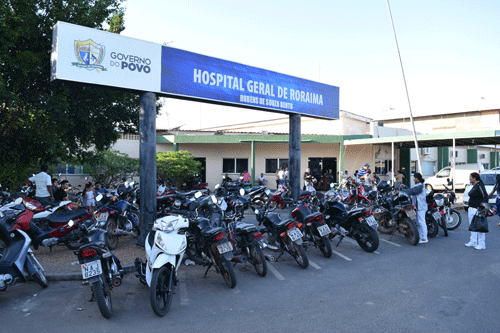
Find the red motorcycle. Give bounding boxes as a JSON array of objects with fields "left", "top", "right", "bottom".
[
  {"left": 341, "top": 178, "right": 371, "bottom": 209},
  {"left": 265, "top": 184, "right": 290, "bottom": 211}
]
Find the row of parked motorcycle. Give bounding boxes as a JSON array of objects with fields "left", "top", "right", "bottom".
[{"left": 0, "top": 175, "right": 465, "bottom": 319}]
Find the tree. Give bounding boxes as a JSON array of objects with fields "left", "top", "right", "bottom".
[
  {"left": 156, "top": 151, "right": 201, "bottom": 188},
  {"left": 82, "top": 150, "right": 139, "bottom": 188},
  {"left": 0, "top": 0, "right": 161, "bottom": 188}
]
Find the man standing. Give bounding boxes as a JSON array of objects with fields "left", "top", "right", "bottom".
[
  {"left": 357, "top": 163, "right": 370, "bottom": 182},
  {"left": 29, "top": 165, "right": 54, "bottom": 206},
  {"left": 54, "top": 180, "right": 70, "bottom": 202}
]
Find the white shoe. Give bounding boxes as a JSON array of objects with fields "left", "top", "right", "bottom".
[
  {"left": 419, "top": 239, "right": 428, "bottom": 244},
  {"left": 465, "top": 242, "right": 478, "bottom": 247},
  {"left": 474, "top": 245, "right": 486, "bottom": 250}
]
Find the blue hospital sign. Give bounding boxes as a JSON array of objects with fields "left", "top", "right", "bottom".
[{"left": 51, "top": 21, "right": 339, "bottom": 119}]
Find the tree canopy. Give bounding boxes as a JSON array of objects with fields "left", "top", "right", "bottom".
[
  {"left": 83, "top": 150, "right": 139, "bottom": 188},
  {"left": 156, "top": 151, "right": 201, "bottom": 188},
  {"left": 0, "top": 0, "right": 159, "bottom": 187}
]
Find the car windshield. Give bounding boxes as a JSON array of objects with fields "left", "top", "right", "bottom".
[{"left": 481, "top": 174, "right": 499, "bottom": 186}]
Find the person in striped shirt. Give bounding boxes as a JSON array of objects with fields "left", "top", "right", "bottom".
[{"left": 357, "top": 163, "right": 370, "bottom": 183}]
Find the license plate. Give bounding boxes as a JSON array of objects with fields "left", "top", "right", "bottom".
[
  {"left": 287, "top": 228, "right": 303, "bottom": 242},
  {"left": 217, "top": 242, "right": 233, "bottom": 254},
  {"left": 433, "top": 211, "right": 442, "bottom": 221},
  {"left": 317, "top": 224, "right": 331, "bottom": 237},
  {"left": 81, "top": 260, "right": 102, "bottom": 279},
  {"left": 406, "top": 209, "right": 416, "bottom": 218},
  {"left": 97, "top": 212, "right": 108, "bottom": 222},
  {"left": 366, "top": 215, "right": 377, "bottom": 226},
  {"left": 265, "top": 189, "right": 271, "bottom": 195}
]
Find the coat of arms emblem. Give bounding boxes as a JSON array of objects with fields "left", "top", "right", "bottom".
[{"left": 72, "top": 39, "right": 106, "bottom": 71}]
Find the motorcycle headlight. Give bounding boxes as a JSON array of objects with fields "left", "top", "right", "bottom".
[
  {"left": 155, "top": 233, "right": 167, "bottom": 250},
  {"left": 161, "top": 219, "right": 177, "bottom": 232},
  {"left": 435, "top": 198, "right": 444, "bottom": 207},
  {"left": 174, "top": 199, "right": 181, "bottom": 208}
]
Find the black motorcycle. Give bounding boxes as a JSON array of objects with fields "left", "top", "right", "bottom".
[
  {"left": 291, "top": 202, "right": 333, "bottom": 258},
  {"left": 425, "top": 190, "right": 444, "bottom": 237},
  {"left": 73, "top": 222, "right": 123, "bottom": 318},
  {"left": 255, "top": 207, "right": 309, "bottom": 269},
  {"left": 320, "top": 189, "right": 379, "bottom": 252},
  {"left": 226, "top": 219, "right": 268, "bottom": 277}
]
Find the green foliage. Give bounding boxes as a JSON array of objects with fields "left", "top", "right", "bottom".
[
  {"left": 156, "top": 151, "right": 201, "bottom": 188},
  {"left": 83, "top": 150, "right": 139, "bottom": 188},
  {"left": 0, "top": 0, "right": 161, "bottom": 187}
]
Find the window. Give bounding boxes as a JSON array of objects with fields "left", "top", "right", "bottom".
[
  {"left": 265, "top": 159, "right": 288, "bottom": 173},
  {"left": 222, "top": 158, "right": 248, "bottom": 174},
  {"left": 375, "top": 160, "right": 392, "bottom": 175},
  {"left": 56, "top": 163, "right": 84, "bottom": 175}
]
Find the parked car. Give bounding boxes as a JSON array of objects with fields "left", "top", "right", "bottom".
[
  {"left": 425, "top": 163, "right": 484, "bottom": 191},
  {"left": 463, "top": 170, "right": 499, "bottom": 211}
]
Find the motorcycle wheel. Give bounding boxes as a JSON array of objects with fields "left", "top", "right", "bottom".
[
  {"left": 355, "top": 224, "right": 379, "bottom": 252},
  {"left": 426, "top": 216, "right": 439, "bottom": 238},
  {"left": 267, "top": 200, "right": 278, "bottom": 212},
  {"left": 211, "top": 246, "right": 237, "bottom": 288},
  {"left": 445, "top": 209, "right": 462, "bottom": 230},
  {"left": 289, "top": 241, "right": 309, "bottom": 269},
  {"left": 440, "top": 216, "right": 448, "bottom": 237},
  {"left": 105, "top": 219, "right": 119, "bottom": 250},
  {"left": 27, "top": 253, "right": 49, "bottom": 288},
  {"left": 317, "top": 236, "right": 333, "bottom": 258},
  {"left": 93, "top": 279, "right": 113, "bottom": 319},
  {"left": 150, "top": 265, "right": 174, "bottom": 317},
  {"left": 400, "top": 217, "right": 419, "bottom": 246},
  {"left": 248, "top": 242, "right": 267, "bottom": 277},
  {"left": 250, "top": 198, "right": 265, "bottom": 211}
]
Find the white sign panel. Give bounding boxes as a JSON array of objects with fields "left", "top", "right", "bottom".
[{"left": 51, "top": 21, "right": 161, "bottom": 92}]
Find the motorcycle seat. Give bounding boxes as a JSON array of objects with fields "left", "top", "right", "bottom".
[
  {"left": 175, "top": 191, "right": 198, "bottom": 199},
  {"left": 300, "top": 191, "right": 312, "bottom": 197},
  {"left": 304, "top": 212, "right": 323, "bottom": 222},
  {"left": 157, "top": 195, "right": 175, "bottom": 204},
  {"left": 235, "top": 222, "right": 257, "bottom": 232},
  {"left": 346, "top": 208, "right": 366, "bottom": 219},
  {"left": 274, "top": 218, "right": 294, "bottom": 228},
  {"left": 47, "top": 209, "right": 88, "bottom": 224},
  {"left": 201, "top": 226, "right": 225, "bottom": 238}
]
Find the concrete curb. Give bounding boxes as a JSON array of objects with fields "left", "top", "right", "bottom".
[{"left": 45, "top": 264, "right": 136, "bottom": 282}]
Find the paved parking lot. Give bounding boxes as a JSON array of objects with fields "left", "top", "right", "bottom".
[{"left": 1, "top": 208, "right": 500, "bottom": 333}]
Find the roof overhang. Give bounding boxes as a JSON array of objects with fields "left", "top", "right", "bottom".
[{"left": 344, "top": 130, "right": 500, "bottom": 148}]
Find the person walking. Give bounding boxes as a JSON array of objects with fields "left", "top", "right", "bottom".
[
  {"left": 466, "top": 172, "right": 488, "bottom": 250},
  {"left": 28, "top": 165, "right": 55, "bottom": 206},
  {"left": 404, "top": 173, "right": 428, "bottom": 244}
]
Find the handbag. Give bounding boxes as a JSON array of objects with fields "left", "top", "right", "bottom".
[{"left": 469, "top": 214, "right": 488, "bottom": 233}]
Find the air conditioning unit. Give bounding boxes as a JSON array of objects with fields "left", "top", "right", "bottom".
[
  {"left": 479, "top": 154, "right": 486, "bottom": 159},
  {"left": 422, "top": 147, "right": 431, "bottom": 155}
]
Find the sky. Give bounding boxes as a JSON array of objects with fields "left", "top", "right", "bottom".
[{"left": 120, "top": 0, "right": 500, "bottom": 130}]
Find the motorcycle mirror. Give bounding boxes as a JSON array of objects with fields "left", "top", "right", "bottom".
[
  {"left": 14, "top": 197, "right": 22, "bottom": 205},
  {"left": 195, "top": 191, "right": 202, "bottom": 199},
  {"left": 68, "top": 220, "right": 75, "bottom": 227},
  {"left": 239, "top": 188, "right": 245, "bottom": 196},
  {"left": 215, "top": 184, "right": 220, "bottom": 189},
  {"left": 96, "top": 194, "right": 103, "bottom": 202},
  {"left": 330, "top": 183, "right": 334, "bottom": 188},
  {"left": 211, "top": 195, "right": 217, "bottom": 204},
  {"left": 254, "top": 209, "right": 259, "bottom": 215}
]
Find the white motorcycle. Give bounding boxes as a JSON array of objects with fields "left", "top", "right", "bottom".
[{"left": 135, "top": 215, "right": 188, "bottom": 317}]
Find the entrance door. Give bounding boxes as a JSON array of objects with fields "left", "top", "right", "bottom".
[
  {"left": 308, "top": 157, "right": 337, "bottom": 190},
  {"left": 194, "top": 158, "right": 206, "bottom": 183}
]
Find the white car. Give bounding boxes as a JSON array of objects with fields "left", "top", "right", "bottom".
[{"left": 463, "top": 171, "right": 499, "bottom": 210}]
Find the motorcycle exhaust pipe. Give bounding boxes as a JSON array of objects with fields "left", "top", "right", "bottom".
[
  {"left": 112, "top": 277, "right": 122, "bottom": 287},
  {"left": 231, "top": 255, "right": 247, "bottom": 264},
  {"left": 262, "top": 242, "right": 280, "bottom": 251},
  {"left": 264, "top": 254, "right": 276, "bottom": 262},
  {"left": 0, "top": 274, "right": 13, "bottom": 288},
  {"left": 112, "top": 229, "right": 132, "bottom": 236}
]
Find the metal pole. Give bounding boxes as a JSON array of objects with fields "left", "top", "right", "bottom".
[
  {"left": 452, "top": 138, "right": 456, "bottom": 191},
  {"left": 386, "top": 0, "right": 422, "bottom": 174},
  {"left": 339, "top": 140, "right": 344, "bottom": 185},
  {"left": 137, "top": 92, "right": 157, "bottom": 246},
  {"left": 251, "top": 141, "right": 255, "bottom": 187},
  {"left": 391, "top": 141, "right": 395, "bottom": 184},
  {"left": 289, "top": 114, "right": 301, "bottom": 202}
]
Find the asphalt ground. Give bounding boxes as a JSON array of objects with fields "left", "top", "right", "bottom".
[{"left": 2, "top": 205, "right": 500, "bottom": 332}]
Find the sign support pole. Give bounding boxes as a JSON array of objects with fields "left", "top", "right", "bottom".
[
  {"left": 289, "top": 114, "right": 301, "bottom": 202},
  {"left": 137, "top": 92, "right": 157, "bottom": 246}
]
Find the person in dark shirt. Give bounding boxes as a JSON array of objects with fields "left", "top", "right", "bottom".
[
  {"left": 54, "top": 180, "right": 69, "bottom": 201},
  {"left": 465, "top": 172, "right": 488, "bottom": 250}
]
